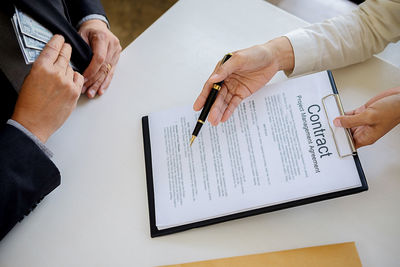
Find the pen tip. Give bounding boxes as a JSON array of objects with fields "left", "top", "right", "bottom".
[{"left": 190, "top": 136, "right": 196, "bottom": 146}]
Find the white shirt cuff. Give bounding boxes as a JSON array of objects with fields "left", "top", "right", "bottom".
[
  {"left": 76, "top": 14, "right": 110, "bottom": 29},
  {"left": 284, "top": 28, "right": 319, "bottom": 77},
  {"left": 7, "top": 119, "right": 53, "bottom": 158}
]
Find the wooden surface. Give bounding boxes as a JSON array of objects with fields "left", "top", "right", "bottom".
[{"left": 164, "top": 242, "right": 362, "bottom": 267}]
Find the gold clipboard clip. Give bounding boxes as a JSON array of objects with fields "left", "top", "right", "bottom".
[{"left": 321, "top": 94, "right": 357, "bottom": 158}]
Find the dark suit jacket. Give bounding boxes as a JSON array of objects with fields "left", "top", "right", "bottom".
[
  {"left": 0, "top": 0, "right": 107, "bottom": 240},
  {"left": 12, "top": 0, "right": 107, "bottom": 73}
]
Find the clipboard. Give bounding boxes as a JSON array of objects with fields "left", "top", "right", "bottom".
[{"left": 142, "top": 71, "right": 368, "bottom": 237}]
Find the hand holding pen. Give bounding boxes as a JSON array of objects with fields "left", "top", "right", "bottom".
[
  {"left": 190, "top": 53, "right": 232, "bottom": 145},
  {"left": 192, "top": 38, "right": 294, "bottom": 133}
]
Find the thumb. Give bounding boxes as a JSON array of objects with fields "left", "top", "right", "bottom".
[
  {"left": 209, "top": 56, "right": 239, "bottom": 83},
  {"left": 333, "top": 112, "right": 369, "bottom": 128},
  {"left": 79, "top": 31, "right": 90, "bottom": 45}
]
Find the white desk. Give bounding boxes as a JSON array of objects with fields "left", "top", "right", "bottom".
[{"left": 1, "top": 0, "right": 399, "bottom": 266}]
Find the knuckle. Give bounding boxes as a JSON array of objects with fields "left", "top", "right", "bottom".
[
  {"left": 38, "top": 50, "right": 53, "bottom": 61},
  {"left": 46, "top": 42, "right": 61, "bottom": 52},
  {"left": 113, "top": 38, "right": 121, "bottom": 48},
  {"left": 56, "top": 72, "right": 65, "bottom": 83},
  {"left": 64, "top": 43, "right": 72, "bottom": 52},
  {"left": 95, "top": 53, "right": 106, "bottom": 64},
  {"left": 76, "top": 72, "right": 84, "bottom": 81},
  {"left": 32, "top": 62, "right": 47, "bottom": 73},
  {"left": 101, "top": 65, "right": 108, "bottom": 75},
  {"left": 71, "top": 88, "right": 80, "bottom": 99},
  {"left": 60, "top": 78, "right": 70, "bottom": 88},
  {"left": 364, "top": 111, "right": 376, "bottom": 123},
  {"left": 94, "top": 32, "right": 106, "bottom": 41}
]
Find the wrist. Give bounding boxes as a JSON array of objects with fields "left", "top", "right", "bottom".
[
  {"left": 80, "top": 19, "right": 108, "bottom": 30},
  {"left": 266, "top": 36, "right": 294, "bottom": 72},
  {"left": 11, "top": 113, "right": 51, "bottom": 143}
]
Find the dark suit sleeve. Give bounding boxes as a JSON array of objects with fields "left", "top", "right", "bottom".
[
  {"left": 64, "top": 0, "right": 107, "bottom": 27},
  {"left": 0, "top": 124, "right": 60, "bottom": 240}
]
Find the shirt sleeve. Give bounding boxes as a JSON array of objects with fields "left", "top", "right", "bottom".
[
  {"left": 76, "top": 14, "right": 110, "bottom": 29},
  {"left": 284, "top": 0, "right": 400, "bottom": 77},
  {"left": 6, "top": 119, "right": 53, "bottom": 158}
]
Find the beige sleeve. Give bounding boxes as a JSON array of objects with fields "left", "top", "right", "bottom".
[{"left": 284, "top": 0, "right": 400, "bottom": 77}]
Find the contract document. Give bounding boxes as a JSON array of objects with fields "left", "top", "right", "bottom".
[{"left": 142, "top": 71, "right": 367, "bottom": 237}]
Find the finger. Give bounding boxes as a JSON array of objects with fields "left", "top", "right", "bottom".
[
  {"left": 333, "top": 112, "right": 370, "bottom": 128},
  {"left": 221, "top": 95, "right": 242, "bottom": 123},
  {"left": 73, "top": 71, "right": 84, "bottom": 91},
  {"left": 208, "top": 55, "right": 240, "bottom": 84},
  {"left": 36, "top": 35, "right": 65, "bottom": 65},
  {"left": 96, "top": 44, "right": 120, "bottom": 94},
  {"left": 365, "top": 86, "right": 400, "bottom": 107},
  {"left": 83, "top": 43, "right": 118, "bottom": 94},
  {"left": 344, "top": 110, "right": 355, "bottom": 116},
  {"left": 194, "top": 62, "right": 221, "bottom": 111},
  {"left": 54, "top": 43, "right": 72, "bottom": 70},
  {"left": 194, "top": 55, "right": 240, "bottom": 111},
  {"left": 98, "top": 67, "right": 115, "bottom": 95},
  {"left": 104, "top": 37, "right": 120, "bottom": 68},
  {"left": 85, "top": 64, "right": 109, "bottom": 98},
  {"left": 83, "top": 32, "right": 108, "bottom": 79},
  {"left": 214, "top": 102, "right": 227, "bottom": 126},
  {"left": 66, "top": 65, "right": 74, "bottom": 81},
  {"left": 223, "top": 87, "right": 234, "bottom": 106},
  {"left": 84, "top": 62, "right": 108, "bottom": 87},
  {"left": 209, "top": 85, "right": 228, "bottom": 126},
  {"left": 79, "top": 30, "right": 90, "bottom": 44}
]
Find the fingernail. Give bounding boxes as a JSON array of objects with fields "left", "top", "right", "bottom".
[
  {"left": 84, "top": 78, "right": 88, "bottom": 83},
  {"left": 333, "top": 118, "right": 342, "bottom": 127},
  {"left": 82, "top": 86, "right": 87, "bottom": 93},
  {"left": 89, "top": 89, "right": 95, "bottom": 98}
]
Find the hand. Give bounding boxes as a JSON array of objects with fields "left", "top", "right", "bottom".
[
  {"left": 333, "top": 87, "right": 400, "bottom": 148},
  {"left": 11, "top": 35, "right": 84, "bottom": 143},
  {"left": 193, "top": 37, "right": 294, "bottom": 126},
  {"left": 79, "top": 19, "right": 122, "bottom": 98}
]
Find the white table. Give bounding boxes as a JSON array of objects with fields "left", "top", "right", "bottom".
[{"left": 1, "top": 0, "right": 399, "bottom": 266}]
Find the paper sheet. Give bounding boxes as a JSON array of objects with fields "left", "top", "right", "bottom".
[{"left": 148, "top": 72, "right": 362, "bottom": 229}]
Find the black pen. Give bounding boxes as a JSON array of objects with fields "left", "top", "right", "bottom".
[{"left": 190, "top": 53, "right": 232, "bottom": 146}]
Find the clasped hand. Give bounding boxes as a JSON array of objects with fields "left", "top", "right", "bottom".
[{"left": 79, "top": 19, "right": 122, "bottom": 98}]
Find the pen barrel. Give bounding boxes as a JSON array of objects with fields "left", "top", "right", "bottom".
[
  {"left": 221, "top": 53, "right": 232, "bottom": 65},
  {"left": 190, "top": 53, "right": 232, "bottom": 140},
  {"left": 191, "top": 87, "right": 219, "bottom": 137},
  {"left": 199, "top": 87, "right": 219, "bottom": 122},
  {"left": 191, "top": 121, "right": 203, "bottom": 137}
]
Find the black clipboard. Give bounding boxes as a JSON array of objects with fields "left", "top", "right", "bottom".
[{"left": 142, "top": 71, "right": 368, "bottom": 238}]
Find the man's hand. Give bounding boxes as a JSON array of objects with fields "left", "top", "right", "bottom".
[
  {"left": 11, "top": 35, "right": 84, "bottom": 143},
  {"left": 334, "top": 87, "right": 400, "bottom": 148},
  {"left": 79, "top": 19, "right": 121, "bottom": 98},
  {"left": 193, "top": 37, "right": 294, "bottom": 126}
]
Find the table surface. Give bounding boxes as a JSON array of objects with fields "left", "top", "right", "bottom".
[{"left": 1, "top": 0, "right": 400, "bottom": 266}]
